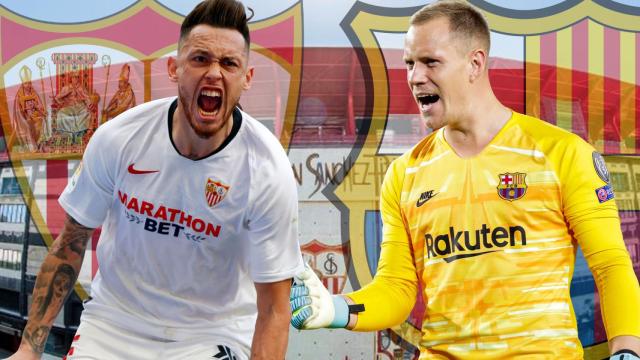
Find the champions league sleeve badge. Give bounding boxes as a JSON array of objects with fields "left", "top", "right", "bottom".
[
  {"left": 592, "top": 151, "right": 610, "bottom": 183},
  {"left": 595, "top": 184, "right": 614, "bottom": 203}
]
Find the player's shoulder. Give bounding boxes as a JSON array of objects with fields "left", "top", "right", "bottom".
[
  {"left": 109, "top": 97, "right": 172, "bottom": 124},
  {"left": 511, "top": 111, "right": 592, "bottom": 152},
  {"left": 95, "top": 98, "right": 171, "bottom": 136},
  {"left": 236, "top": 109, "right": 289, "bottom": 165},
  {"left": 387, "top": 130, "right": 440, "bottom": 177},
  {"left": 403, "top": 130, "right": 440, "bottom": 166}
]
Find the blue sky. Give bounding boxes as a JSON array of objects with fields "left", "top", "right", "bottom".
[
  {"left": 1, "top": 0, "right": 637, "bottom": 49},
  {"left": 2, "top": 0, "right": 638, "bottom": 24}
]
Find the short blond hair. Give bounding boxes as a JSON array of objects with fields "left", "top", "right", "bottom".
[{"left": 410, "top": 0, "right": 490, "bottom": 54}]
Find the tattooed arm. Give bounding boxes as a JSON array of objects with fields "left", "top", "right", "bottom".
[{"left": 9, "top": 214, "right": 93, "bottom": 359}]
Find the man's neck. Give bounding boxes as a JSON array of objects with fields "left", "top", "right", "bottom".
[
  {"left": 172, "top": 108, "right": 233, "bottom": 160},
  {"left": 443, "top": 99, "right": 512, "bottom": 158}
]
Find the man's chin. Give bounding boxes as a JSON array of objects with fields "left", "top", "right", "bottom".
[
  {"left": 189, "top": 116, "right": 228, "bottom": 140},
  {"left": 423, "top": 116, "right": 445, "bottom": 131},
  {"left": 189, "top": 123, "right": 218, "bottom": 139},
  {"left": 420, "top": 113, "right": 433, "bottom": 124}
]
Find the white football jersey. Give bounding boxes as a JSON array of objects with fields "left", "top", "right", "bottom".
[{"left": 59, "top": 97, "right": 304, "bottom": 354}]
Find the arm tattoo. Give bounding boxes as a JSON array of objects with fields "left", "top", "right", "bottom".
[
  {"left": 67, "top": 215, "right": 91, "bottom": 230},
  {"left": 34, "top": 263, "right": 55, "bottom": 289},
  {"left": 32, "top": 295, "right": 43, "bottom": 314},
  {"left": 35, "top": 264, "right": 76, "bottom": 320},
  {"left": 21, "top": 215, "right": 89, "bottom": 353},
  {"left": 51, "top": 215, "right": 92, "bottom": 260},
  {"left": 24, "top": 325, "right": 49, "bottom": 354}
]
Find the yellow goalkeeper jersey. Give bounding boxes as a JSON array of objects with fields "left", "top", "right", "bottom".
[{"left": 348, "top": 112, "right": 640, "bottom": 359}]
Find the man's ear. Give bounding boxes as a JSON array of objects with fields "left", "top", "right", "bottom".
[
  {"left": 167, "top": 57, "right": 178, "bottom": 83},
  {"left": 242, "top": 66, "right": 255, "bottom": 91},
  {"left": 469, "top": 48, "right": 487, "bottom": 82}
]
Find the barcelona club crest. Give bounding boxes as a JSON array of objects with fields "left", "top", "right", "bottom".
[
  {"left": 497, "top": 172, "right": 527, "bottom": 201},
  {"left": 205, "top": 178, "right": 229, "bottom": 208}
]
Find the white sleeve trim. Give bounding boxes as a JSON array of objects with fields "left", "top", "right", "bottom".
[{"left": 251, "top": 259, "right": 305, "bottom": 283}]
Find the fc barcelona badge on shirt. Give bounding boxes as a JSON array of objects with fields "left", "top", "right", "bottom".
[
  {"left": 205, "top": 178, "right": 230, "bottom": 208},
  {"left": 497, "top": 172, "right": 527, "bottom": 201}
]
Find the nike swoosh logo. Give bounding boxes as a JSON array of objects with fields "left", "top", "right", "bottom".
[
  {"left": 416, "top": 191, "right": 437, "bottom": 207},
  {"left": 127, "top": 163, "right": 159, "bottom": 175}
]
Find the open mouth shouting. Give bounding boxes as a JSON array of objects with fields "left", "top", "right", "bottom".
[
  {"left": 416, "top": 93, "right": 440, "bottom": 113},
  {"left": 198, "top": 89, "right": 222, "bottom": 117}
]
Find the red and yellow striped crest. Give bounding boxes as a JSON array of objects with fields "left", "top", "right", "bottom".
[
  {"left": 525, "top": 20, "right": 640, "bottom": 155},
  {"left": 497, "top": 172, "right": 528, "bottom": 201},
  {"left": 205, "top": 178, "right": 229, "bottom": 208}
]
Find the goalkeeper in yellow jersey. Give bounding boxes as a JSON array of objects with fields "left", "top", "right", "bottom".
[{"left": 290, "top": 0, "right": 640, "bottom": 358}]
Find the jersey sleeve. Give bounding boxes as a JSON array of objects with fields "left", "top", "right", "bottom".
[
  {"left": 246, "top": 148, "right": 304, "bottom": 283},
  {"left": 58, "top": 126, "right": 117, "bottom": 228},
  {"left": 346, "top": 156, "right": 418, "bottom": 331},
  {"left": 555, "top": 135, "right": 640, "bottom": 339}
]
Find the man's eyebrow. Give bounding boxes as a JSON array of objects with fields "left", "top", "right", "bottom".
[
  {"left": 419, "top": 55, "right": 439, "bottom": 62},
  {"left": 189, "top": 48, "right": 210, "bottom": 55}
]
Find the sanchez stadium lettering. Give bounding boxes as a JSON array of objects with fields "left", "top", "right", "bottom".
[
  {"left": 425, "top": 224, "right": 526, "bottom": 262},
  {"left": 118, "top": 190, "right": 221, "bottom": 239}
]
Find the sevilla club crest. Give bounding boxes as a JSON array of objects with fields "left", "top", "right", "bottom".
[
  {"left": 497, "top": 172, "right": 527, "bottom": 201},
  {"left": 205, "top": 178, "right": 229, "bottom": 207},
  {"left": 300, "top": 239, "right": 349, "bottom": 294}
]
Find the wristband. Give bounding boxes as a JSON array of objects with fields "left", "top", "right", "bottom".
[
  {"left": 329, "top": 296, "right": 349, "bottom": 328},
  {"left": 328, "top": 296, "right": 365, "bottom": 328}
]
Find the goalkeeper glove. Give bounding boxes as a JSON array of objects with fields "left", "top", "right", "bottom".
[
  {"left": 289, "top": 264, "right": 350, "bottom": 329},
  {"left": 610, "top": 350, "right": 640, "bottom": 360}
]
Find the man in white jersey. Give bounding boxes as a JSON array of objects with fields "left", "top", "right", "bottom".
[
  {"left": 9, "top": 1, "right": 303, "bottom": 359},
  {"left": 290, "top": 1, "right": 640, "bottom": 359}
]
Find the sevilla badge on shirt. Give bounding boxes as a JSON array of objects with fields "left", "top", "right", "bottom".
[
  {"left": 205, "top": 178, "right": 230, "bottom": 208},
  {"left": 497, "top": 172, "right": 527, "bottom": 201}
]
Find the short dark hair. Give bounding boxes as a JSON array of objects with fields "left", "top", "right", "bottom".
[
  {"left": 410, "top": 0, "right": 490, "bottom": 54},
  {"left": 179, "top": 0, "right": 251, "bottom": 50}
]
